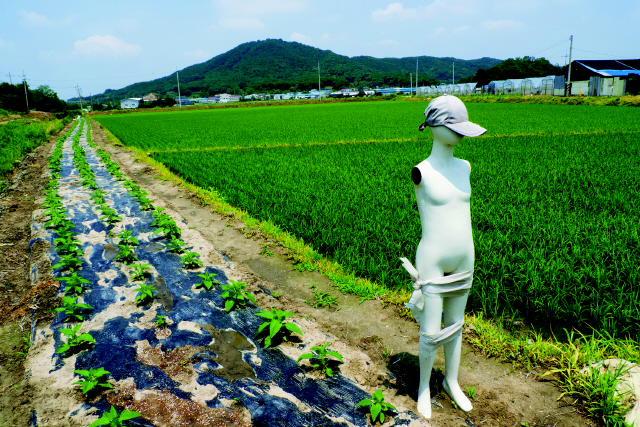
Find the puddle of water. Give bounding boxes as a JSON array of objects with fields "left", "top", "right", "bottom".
[
  {"left": 196, "top": 325, "right": 257, "bottom": 382},
  {"left": 102, "top": 243, "right": 119, "bottom": 260},
  {"left": 152, "top": 276, "right": 174, "bottom": 312},
  {"left": 141, "top": 241, "right": 165, "bottom": 253}
]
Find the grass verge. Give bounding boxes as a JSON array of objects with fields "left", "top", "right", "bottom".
[
  {"left": 94, "top": 120, "right": 638, "bottom": 427},
  {"left": 468, "top": 312, "right": 639, "bottom": 426}
]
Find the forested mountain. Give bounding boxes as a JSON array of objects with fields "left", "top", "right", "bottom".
[
  {"left": 80, "top": 39, "right": 501, "bottom": 103},
  {"left": 458, "top": 56, "right": 565, "bottom": 86}
]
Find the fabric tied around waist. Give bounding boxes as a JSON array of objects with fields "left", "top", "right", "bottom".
[{"left": 399, "top": 257, "right": 473, "bottom": 321}]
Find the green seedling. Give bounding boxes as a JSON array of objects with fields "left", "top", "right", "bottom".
[
  {"left": 382, "top": 347, "right": 393, "bottom": 358},
  {"left": 151, "top": 209, "right": 181, "bottom": 237},
  {"left": 45, "top": 210, "right": 71, "bottom": 229},
  {"left": 53, "top": 236, "right": 83, "bottom": 257},
  {"left": 52, "top": 254, "right": 83, "bottom": 272},
  {"left": 56, "top": 323, "right": 95, "bottom": 354},
  {"left": 253, "top": 307, "right": 302, "bottom": 348},
  {"left": 357, "top": 389, "right": 397, "bottom": 424},
  {"left": 181, "top": 251, "right": 203, "bottom": 269},
  {"left": 116, "top": 244, "right": 138, "bottom": 265},
  {"left": 90, "top": 189, "right": 107, "bottom": 204},
  {"left": 272, "top": 290, "right": 283, "bottom": 299},
  {"left": 131, "top": 262, "right": 151, "bottom": 281},
  {"left": 261, "top": 243, "right": 274, "bottom": 256},
  {"left": 134, "top": 283, "right": 157, "bottom": 304},
  {"left": 297, "top": 342, "right": 344, "bottom": 377},
  {"left": 155, "top": 315, "right": 168, "bottom": 329},
  {"left": 89, "top": 405, "right": 141, "bottom": 427},
  {"left": 57, "top": 272, "right": 91, "bottom": 294},
  {"left": 137, "top": 195, "right": 154, "bottom": 211},
  {"left": 117, "top": 230, "right": 139, "bottom": 247},
  {"left": 16, "top": 337, "right": 31, "bottom": 356},
  {"left": 308, "top": 290, "right": 339, "bottom": 309},
  {"left": 195, "top": 272, "right": 219, "bottom": 290},
  {"left": 466, "top": 385, "right": 477, "bottom": 400},
  {"left": 220, "top": 280, "right": 256, "bottom": 312},
  {"left": 166, "top": 235, "right": 186, "bottom": 253},
  {"left": 73, "top": 367, "right": 113, "bottom": 395},
  {"left": 50, "top": 296, "right": 93, "bottom": 322},
  {"left": 99, "top": 204, "right": 122, "bottom": 223}
]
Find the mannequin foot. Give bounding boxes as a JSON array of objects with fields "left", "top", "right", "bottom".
[
  {"left": 442, "top": 378, "right": 472, "bottom": 412},
  {"left": 417, "top": 388, "right": 432, "bottom": 418}
]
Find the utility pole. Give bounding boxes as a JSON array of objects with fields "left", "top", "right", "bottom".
[
  {"left": 566, "top": 35, "right": 573, "bottom": 97},
  {"left": 176, "top": 69, "right": 182, "bottom": 108},
  {"left": 416, "top": 58, "right": 419, "bottom": 96},
  {"left": 90, "top": 93, "right": 93, "bottom": 112},
  {"left": 452, "top": 62, "right": 455, "bottom": 85},
  {"left": 22, "top": 71, "right": 29, "bottom": 111},
  {"left": 410, "top": 73, "right": 413, "bottom": 96},
  {"left": 7, "top": 72, "right": 12, "bottom": 85},
  {"left": 318, "top": 61, "right": 321, "bottom": 98},
  {"left": 76, "top": 85, "right": 84, "bottom": 110}
]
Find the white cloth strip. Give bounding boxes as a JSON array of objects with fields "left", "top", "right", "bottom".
[
  {"left": 399, "top": 257, "right": 473, "bottom": 321},
  {"left": 419, "top": 319, "right": 464, "bottom": 353}
]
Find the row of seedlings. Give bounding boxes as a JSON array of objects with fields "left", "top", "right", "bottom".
[
  {"left": 46, "top": 119, "right": 142, "bottom": 426},
  {"left": 81, "top": 121, "right": 396, "bottom": 425}
]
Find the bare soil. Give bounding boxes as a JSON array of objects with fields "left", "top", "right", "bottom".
[{"left": 0, "top": 121, "right": 594, "bottom": 426}]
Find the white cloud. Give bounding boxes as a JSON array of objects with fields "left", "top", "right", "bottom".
[
  {"left": 372, "top": 1, "right": 477, "bottom": 21},
  {"left": 321, "top": 33, "right": 330, "bottom": 41},
  {"left": 290, "top": 32, "right": 312, "bottom": 45},
  {"left": 74, "top": 35, "right": 142, "bottom": 57},
  {"left": 219, "top": 17, "right": 265, "bottom": 30},
  {"left": 481, "top": 19, "right": 524, "bottom": 30},
  {"left": 18, "top": 10, "right": 76, "bottom": 27},
  {"left": 184, "top": 49, "right": 212, "bottom": 61},
  {"left": 379, "top": 39, "right": 399, "bottom": 46},
  {"left": 454, "top": 25, "right": 469, "bottom": 33},
  {"left": 435, "top": 27, "right": 446, "bottom": 34},
  {"left": 372, "top": 3, "right": 407, "bottom": 20}
]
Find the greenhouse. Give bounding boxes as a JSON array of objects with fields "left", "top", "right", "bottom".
[
  {"left": 540, "top": 76, "right": 556, "bottom": 95},
  {"left": 522, "top": 78, "right": 545, "bottom": 95},
  {"left": 503, "top": 79, "right": 525, "bottom": 94},
  {"left": 487, "top": 80, "right": 505, "bottom": 95}
]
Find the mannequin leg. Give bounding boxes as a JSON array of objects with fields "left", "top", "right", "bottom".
[
  {"left": 417, "top": 295, "right": 443, "bottom": 418},
  {"left": 442, "top": 291, "right": 472, "bottom": 411}
]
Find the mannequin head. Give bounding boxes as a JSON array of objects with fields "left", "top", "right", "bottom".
[{"left": 430, "top": 126, "right": 463, "bottom": 147}]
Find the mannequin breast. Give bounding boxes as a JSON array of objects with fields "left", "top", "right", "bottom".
[{"left": 413, "top": 159, "right": 474, "bottom": 278}]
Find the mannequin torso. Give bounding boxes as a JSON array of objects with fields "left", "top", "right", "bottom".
[{"left": 412, "top": 128, "right": 474, "bottom": 280}]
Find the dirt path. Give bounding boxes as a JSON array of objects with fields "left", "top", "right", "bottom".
[{"left": 0, "top": 120, "right": 592, "bottom": 427}]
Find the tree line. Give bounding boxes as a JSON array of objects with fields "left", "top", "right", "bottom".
[{"left": 0, "top": 83, "right": 78, "bottom": 117}]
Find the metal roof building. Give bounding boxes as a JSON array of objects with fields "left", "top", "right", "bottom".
[{"left": 569, "top": 60, "right": 640, "bottom": 96}]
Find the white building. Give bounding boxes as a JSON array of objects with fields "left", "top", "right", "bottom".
[{"left": 120, "top": 98, "right": 142, "bottom": 109}]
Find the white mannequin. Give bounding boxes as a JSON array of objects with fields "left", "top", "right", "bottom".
[{"left": 410, "top": 125, "right": 474, "bottom": 418}]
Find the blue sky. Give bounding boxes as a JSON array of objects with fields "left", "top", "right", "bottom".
[{"left": 1, "top": 0, "right": 638, "bottom": 100}]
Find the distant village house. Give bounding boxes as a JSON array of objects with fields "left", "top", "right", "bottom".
[{"left": 120, "top": 98, "right": 142, "bottom": 109}]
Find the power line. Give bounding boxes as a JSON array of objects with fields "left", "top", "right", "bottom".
[
  {"left": 528, "top": 37, "right": 571, "bottom": 57},
  {"left": 572, "top": 47, "right": 633, "bottom": 58}
]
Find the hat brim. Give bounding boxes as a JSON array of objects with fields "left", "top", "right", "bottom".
[{"left": 444, "top": 122, "right": 486, "bottom": 138}]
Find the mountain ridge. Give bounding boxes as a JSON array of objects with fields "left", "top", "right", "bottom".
[{"left": 82, "top": 39, "right": 502, "bottom": 102}]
